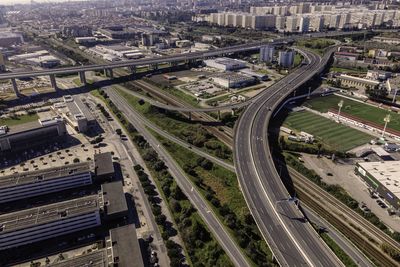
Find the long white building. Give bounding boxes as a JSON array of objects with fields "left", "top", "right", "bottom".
[
  {"left": 0, "top": 162, "right": 92, "bottom": 204},
  {"left": 0, "top": 195, "right": 101, "bottom": 250},
  {"left": 203, "top": 3, "right": 400, "bottom": 32}
]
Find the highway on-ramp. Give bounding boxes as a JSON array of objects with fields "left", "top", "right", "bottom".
[{"left": 234, "top": 48, "right": 342, "bottom": 266}]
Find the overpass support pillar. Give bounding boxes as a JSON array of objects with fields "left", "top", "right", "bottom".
[
  {"left": 129, "top": 66, "right": 136, "bottom": 74},
  {"left": 49, "top": 74, "right": 58, "bottom": 91},
  {"left": 151, "top": 63, "right": 158, "bottom": 70},
  {"left": 104, "top": 68, "right": 114, "bottom": 78},
  {"left": 11, "top": 78, "right": 20, "bottom": 97},
  {"left": 231, "top": 109, "right": 235, "bottom": 116},
  {"left": 217, "top": 110, "right": 221, "bottom": 121},
  {"left": 79, "top": 71, "right": 87, "bottom": 85},
  {"left": 188, "top": 112, "right": 192, "bottom": 121}
]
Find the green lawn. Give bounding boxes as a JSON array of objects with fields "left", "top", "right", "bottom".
[
  {"left": 166, "top": 87, "right": 201, "bottom": 107},
  {"left": 0, "top": 113, "right": 39, "bottom": 127},
  {"left": 305, "top": 95, "right": 400, "bottom": 132},
  {"left": 294, "top": 53, "right": 304, "bottom": 66},
  {"left": 296, "top": 38, "right": 336, "bottom": 55},
  {"left": 329, "top": 66, "right": 367, "bottom": 74},
  {"left": 283, "top": 111, "right": 372, "bottom": 152}
]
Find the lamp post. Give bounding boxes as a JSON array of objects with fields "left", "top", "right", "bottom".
[
  {"left": 382, "top": 114, "right": 391, "bottom": 138},
  {"left": 337, "top": 100, "right": 344, "bottom": 122}
]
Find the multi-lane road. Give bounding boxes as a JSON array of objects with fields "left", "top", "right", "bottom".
[
  {"left": 0, "top": 41, "right": 288, "bottom": 80},
  {"left": 234, "top": 48, "right": 342, "bottom": 266},
  {"left": 107, "top": 89, "right": 252, "bottom": 267}
]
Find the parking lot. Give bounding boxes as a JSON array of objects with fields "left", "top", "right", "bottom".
[{"left": 301, "top": 153, "right": 400, "bottom": 232}]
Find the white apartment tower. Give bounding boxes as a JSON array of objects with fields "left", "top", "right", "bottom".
[
  {"left": 298, "top": 16, "right": 310, "bottom": 32},
  {"left": 278, "top": 51, "right": 294, "bottom": 68},
  {"left": 260, "top": 46, "right": 275, "bottom": 63}
]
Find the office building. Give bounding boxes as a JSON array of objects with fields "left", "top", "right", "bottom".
[
  {"left": 0, "top": 32, "right": 23, "bottom": 47},
  {"left": 0, "top": 180, "right": 128, "bottom": 251},
  {"left": 204, "top": 57, "right": 246, "bottom": 71},
  {"left": 94, "top": 152, "right": 115, "bottom": 181},
  {"left": 212, "top": 73, "right": 256, "bottom": 88},
  {"left": 0, "top": 162, "right": 92, "bottom": 204},
  {"left": 355, "top": 161, "right": 400, "bottom": 210},
  {"left": 336, "top": 74, "right": 380, "bottom": 90},
  {"left": 53, "top": 95, "right": 94, "bottom": 133},
  {"left": 278, "top": 51, "right": 294, "bottom": 68},
  {"left": 48, "top": 226, "right": 144, "bottom": 267},
  {"left": 0, "top": 117, "right": 67, "bottom": 152},
  {"left": 0, "top": 195, "right": 101, "bottom": 250},
  {"left": 101, "top": 181, "right": 128, "bottom": 221},
  {"left": 259, "top": 45, "right": 274, "bottom": 63},
  {"left": 106, "top": 225, "right": 144, "bottom": 267}
]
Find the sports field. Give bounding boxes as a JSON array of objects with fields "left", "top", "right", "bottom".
[
  {"left": 305, "top": 95, "right": 400, "bottom": 132},
  {"left": 283, "top": 111, "right": 372, "bottom": 152}
]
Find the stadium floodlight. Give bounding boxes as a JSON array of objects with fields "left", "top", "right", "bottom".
[
  {"left": 382, "top": 114, "right": 391, "bottom": 138},
  {"left": 337, "top": 100, "right": 344, "bottom": 122}
]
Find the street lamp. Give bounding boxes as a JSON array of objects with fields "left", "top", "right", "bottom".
[
  {"left": 337, "top": 100, "right": 344, "bottom": 122},
  {"left": 382, "top": 114, "right": 391, "bottom": 138}
]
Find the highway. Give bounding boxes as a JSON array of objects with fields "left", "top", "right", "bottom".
[
  {"left": 107, "top": 89, "right": 251, "bottom": 267},
  {"left": 234, "top": 48, "right": 342, "bottom": 266},
  {"left": 0, "top": 41, "right": 287, "bottom": 80},
  {"left": 0, "top": 29, "right": 382, "bottom": 81},
  {"left": 111, "top": 84, "right": 374, "bottom": 266}
]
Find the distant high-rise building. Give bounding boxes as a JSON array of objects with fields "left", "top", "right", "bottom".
[
  {"left": 285, "top": 16, "right": 298, "bottom": 32},
  {"left": 260, "top": 46, "right": 274, "bottom": 63},
  {"left": 278, "top": 50, "right": 294, "bottom": 68},
  {"left": 0, "top": 7, "right": 5, "bottom": 25},
  {"left": 0, "top": 52, "right": 5, "bottom": 72},
  {"left": 298, "top": 16, "right": 310, "bottom": 32}
]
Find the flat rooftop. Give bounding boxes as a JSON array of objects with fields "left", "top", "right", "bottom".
[
  {"left": 49, "top": 249, "right": 108, "bottom": 267},
  {"left": 339, "top": 74, "right": 380, "bottom": 85},
  {"left": 358, "top": 161, "right": 400, "bottom": 199},
  {"left": 72, "top": 96, "right": 94, "bottom": 121},
  {"left": 101, "top": 181, "right": 128, "bottom": 217},
  {"left": 6, "top": 120, "right": 41, "bottom": 135},
  {"left": 213, "top": 72, "right": 255, "bottom": 82},
  {"left": 0, "top": 162, "right": 91, "bottom": 189},
  {"left": 94, "top": 152, "right": 114, "bottom": 177},
  {"left": 107, "top": 225, "right": 144, "bottom": 267},
  {"left": 0, "top": 195, "right": 100, "bottom": 233},
  {"left": 214, "top": 57, "right": 246, "bottom": 65}
]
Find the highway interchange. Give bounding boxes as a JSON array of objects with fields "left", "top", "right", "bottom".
[{"left": 2, "top": 34, "right": 382, "bottom": 266}]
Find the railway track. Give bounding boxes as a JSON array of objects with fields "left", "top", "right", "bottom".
[
  {"left": 289, "top": 167, "right": 400, "bottom": 267},
  {"left": 131, "top": 80, "right": 234, "bottom": 147}
]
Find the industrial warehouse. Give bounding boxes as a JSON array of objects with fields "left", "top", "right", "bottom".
[{"left": 355, "top": 161, "right": 400, "bottom": 210}]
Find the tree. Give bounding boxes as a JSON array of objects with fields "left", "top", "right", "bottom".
[
  {"left": 155, "top": 214, "right": 167, "bottom": 225},
  {"left": 365, "top": 85, "right": 388, "bottom": 100}
]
